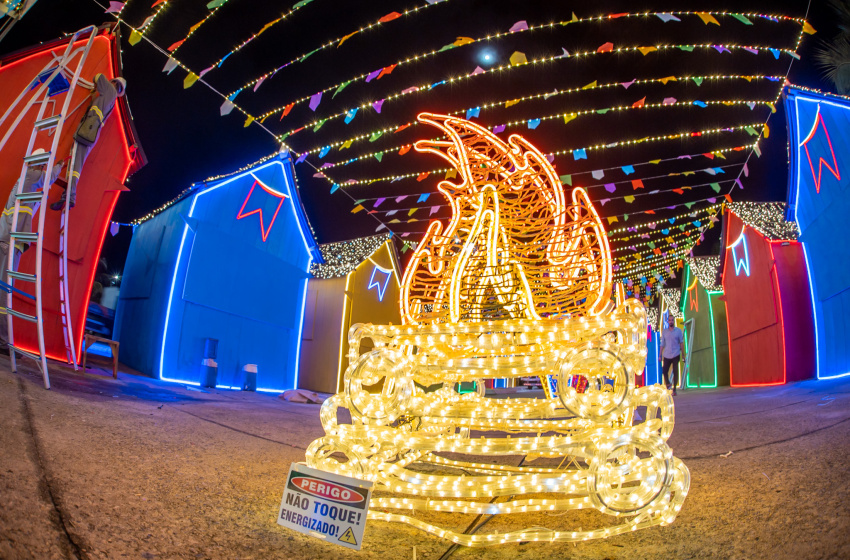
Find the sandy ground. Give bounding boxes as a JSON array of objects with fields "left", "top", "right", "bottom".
[{"left": 1, "top": 356, "right": 849, "bottom": 560}]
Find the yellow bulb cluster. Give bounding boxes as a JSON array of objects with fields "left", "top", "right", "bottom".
[{"left": 306, "top": 115, "right": 689, "bottom": 546}]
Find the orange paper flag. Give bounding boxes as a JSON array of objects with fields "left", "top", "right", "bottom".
[{"left": 632, "top": 97, "right": 645, "bottom": 108}]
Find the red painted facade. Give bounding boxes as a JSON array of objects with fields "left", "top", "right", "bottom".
[
  {"left": 721, "top": 211, "right": 815, "bottom": 386},
  {"left": 0, "top": 28, "right": 145, "bottom": 361}
]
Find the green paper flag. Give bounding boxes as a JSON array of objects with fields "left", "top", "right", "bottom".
[
  {"left": 333, "top": 81, "right": 351, "bottom": 98},
  {"left": 560, "top": 174, "right": 572, "bottom": 186},
  {"left": 374, "top": 152, "right": 383, "bottom": 161},
  {"left": 692, "top": 77, "right": 703, "bottom": 86},
  {"left": 710, "top": 183, "right": 721, "bottom": 193},
  {"left": 731, "top": 14, "right": 753, "bottom": 25},
  {"left": 206, "top": 0, "right": 226, "bottom": 8},
  {"left": 312, "top": 119, "right": 327, "bottom": 132},
  {"left": 677, "top": 45, "right": 695, "bottom": 52}
]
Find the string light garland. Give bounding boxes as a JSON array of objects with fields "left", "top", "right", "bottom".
[
  {"left": 167, "top": 0, "right": 234, "bottom": 57},
  {"left": 661, "top": 289, "right": 683, "bottom": 319},
  {"left": 311, "top": 234, "right": 392, "bottom": 278},
  {"left": 216, "top": 0, "right": 450, "bottom": 93},
  {"left": 686, "top": 256, "right": 722, "bottom": 291},
  {"left": 317, "top": 123, "right": 764, "bottom": 174},
  {"left": 727, "top": 201, "right": 798, "bottom": 240},
  {"left": 294, "top": 76, "right": 783, "bottom": 157},
  {"left": 307, "top": 99, "right": 773, "bottom": 170},
  {"left": 273, "top": 42, "right": 796, "bottom": 143},
  {"left": 233, "top": 9, "right": 803, "bottom": 115},
  {"left": 307, "top": 114, "right": 689, "bottom": 546}
]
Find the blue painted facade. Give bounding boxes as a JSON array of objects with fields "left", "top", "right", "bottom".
[
  {"left": 785, "top": 87, "right": 850, "bottom": 379},
  {"left": 114, "top": 155, "right": 320, "bottom": 390}
]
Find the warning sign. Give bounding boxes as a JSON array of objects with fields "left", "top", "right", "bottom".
[{"left": 277, "top": 463, "right": 373, "bottom": 551}]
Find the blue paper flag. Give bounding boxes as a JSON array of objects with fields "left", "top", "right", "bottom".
[{"left": 573, "top": 148, "right": 587, "bottom": 160}]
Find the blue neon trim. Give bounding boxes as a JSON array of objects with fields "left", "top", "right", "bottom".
[
  {"left": 367, "top": 265, "right": 392, "bottom": 301},
  {"left": 293, "top": 274, "right": 310, "bottom": 390},
  {"left": 800, "top": 241, "right": 823, "bottom": 379},
  {"left": 729, "top": 231, "right": 751, "bottom": 276},
  {"left": 257, "top": 387, "right": 286, "bottom": 393}
]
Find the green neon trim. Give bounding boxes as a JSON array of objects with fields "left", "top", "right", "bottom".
[{"left": 682, "top": 263, "right": 721, "bottom": 388}]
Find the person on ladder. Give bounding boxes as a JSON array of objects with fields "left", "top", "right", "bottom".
[
  {"left": 0, "top": 157, "right": 65, "bottom": 350},
  {"left": 50, "top": 73, "right": 126, "bottom": 211}
]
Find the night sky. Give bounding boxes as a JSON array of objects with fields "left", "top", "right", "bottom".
[{"left": 0, "top": 0, "right": 838, "bottom": 290}]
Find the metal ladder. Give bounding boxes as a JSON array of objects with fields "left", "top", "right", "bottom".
[{"left": 3, "top": 26, "right": 96, "bottom": 388}]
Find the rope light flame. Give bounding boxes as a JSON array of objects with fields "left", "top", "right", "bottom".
[
  {"left": 401, "top": 113, "right": 612, "bottom": 325},
  {"left": 306, "top": 114, "right": 689, "bottom": 547}
]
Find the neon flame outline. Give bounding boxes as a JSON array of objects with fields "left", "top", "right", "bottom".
[{"left": 400, "top": 113, "right": 612, "bottom": 325}]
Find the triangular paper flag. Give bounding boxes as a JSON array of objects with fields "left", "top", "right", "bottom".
[
  {"left": 129, "top": 29, "right": 142, "bottom": 45},
  {"left": 183, "top": 72, "right": 199, "bottom": 88},
  {"left": 696, "top": 12, "right": 720, "bottom": 25},
  {"left": 309, "top": 91, "right": 322, "bottom": 111},
  {"left": 163, "top": 58, "right": 179, "bottom": 74},
  {"left": 509, "top": 51, "right": 527, "bottom": 65},
  {"left": 510, "top": 20, "right": 528, "bottom": 32}
]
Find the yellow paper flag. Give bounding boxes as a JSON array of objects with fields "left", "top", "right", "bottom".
[
  {"left": 802, "top": 21, "right": 816, "bottom": 34},
  {"left": 446, "top": 169, "right": 457, "bottom": 179},
  {"left": 564, "top": 113, "right": 577, "bottom": 124},
  {"left": 351, "top": 205, "right": 365, "bottom": 214},
  {"left": 454, "top": 37, "right": 474, "bottom": 46},
  {"left": 659, "top": 76, "right": 677, "bottom": 84},
  {"left": 505, "top": 99, "right": 520, "bottom": 108},
  {"left": 129, "top": 29, "right": 142, "bottom": 46},
  {"left": 509, "top": 51, "right": 527, "bottom": 65},
  {"left": 338, "top": 31, "right": 358, "bottom": 48},
  {"left": 607, "top": 216, "right": 618, "bottom": 225},
  {"left": 340, "top": 140, "right": 353, "bottom": 150},
  {"left": 696, "top": 12, "right": 720, "bottom": 25},
  {"left": 638, "top": 46, "right": 657, "bottom": 55},
  {"left": 183, "top": 72, "right": 199, "bottom": 88},
  {"left": 582, "top": 80, "right": 597, "bottom": 89},
  {"left": 624, "top": 195, "right": 635, "bottom": 203},
  {"left": 763, "top": 124, "right": 769, "bottom": 138},
  {"left": 189, "top": 20, "right": 204, "bottom": 33},
  {"left": 243, "top": 115, "right": 254, "bottom": 127}
]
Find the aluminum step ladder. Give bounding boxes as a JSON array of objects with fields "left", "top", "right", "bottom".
[{"left": 4, "top": 26, "right": 96, "bottom": 388}]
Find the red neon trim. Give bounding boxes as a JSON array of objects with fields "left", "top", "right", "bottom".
[
  {"left": 236, "top": 180, "right": 287, "bottom": 242},
  {"left": 726, "top": 213, "right": 788, "bottom": 387},
  {"left": 768, "top": 243, "right": 788, "bottom": 386},
  {"left": 801, "top": 111, "right": 840, "bottom": 194}
]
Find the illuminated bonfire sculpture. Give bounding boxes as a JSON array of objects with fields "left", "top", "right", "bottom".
[{"left": 306, "top": 113, "right": 689, "bottom": 546}]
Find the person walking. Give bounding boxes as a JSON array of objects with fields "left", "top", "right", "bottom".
[{"left": 659, "top": 315, "right": 685, "bottom": 396}]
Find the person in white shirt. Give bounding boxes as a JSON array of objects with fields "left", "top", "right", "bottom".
[{"left": 658, "top": 316, "right": 685, "bottom": 396}]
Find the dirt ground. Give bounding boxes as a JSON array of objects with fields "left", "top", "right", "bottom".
[{"left": 1, "top": 356, "right": 848, "bottom": 560}]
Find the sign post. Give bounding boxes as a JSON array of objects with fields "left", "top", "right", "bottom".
[{"left": 277, "top": 463, "right": 373, "bottom": 550}]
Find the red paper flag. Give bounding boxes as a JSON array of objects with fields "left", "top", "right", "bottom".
[
  {"left": 394, "top": 123, "right": 410, "bottom": 133},
  {"left": 379, "top": 12, "right": 401, "bottom": 22},
  {"left": 673, "top": 188, "right": 684, "bottom": 195},
  {"left": 281, "top": 103, "right": 295, "bottom": 119},
  {"left": 399, "top": 145, "right": 411, "bottom": 155},
  {"left": 168, "top": 39, "right": 185, "bottom": 52},
  {"left": 597, "top": 42, "right": 614, "bottom": 53},
  {"left": 631, "top": 179, "right": 645, "bottom": 190},
  {"left": 378, "top": 64, "right": 397, "bottom": 79},
  {"left": 724, "top": 194, "right": 733, "bottom": 203},
  {"left": 632, "top": 97, "right": 645, "bottom": 108},
  {"left": 416, "top": 172, "right": 430, "bottom": 182}
]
